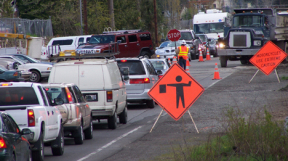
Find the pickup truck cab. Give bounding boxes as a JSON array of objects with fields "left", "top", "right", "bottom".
[{"left": 0, "top": 82, "right": 64, "bottom": 161}]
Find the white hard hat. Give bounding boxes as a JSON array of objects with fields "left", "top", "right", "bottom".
[{"left": 181, "top": 40, "right": 186, "bottom": 45}]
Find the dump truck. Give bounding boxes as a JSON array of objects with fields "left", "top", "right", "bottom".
[{"left": 217, "top": 8, "right": 288, "bottom": 67}]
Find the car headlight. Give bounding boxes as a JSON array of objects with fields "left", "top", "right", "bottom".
[
  {"left": 155, "top": 50, "right": 164, "bottom": 55},
  {"left": 254, "top": 40, "right": 261, "bottom": 46},
  {"left": 219, "top": 43, "right": 225, "bottom": 48},
  {"left": 47, "top": 67, "right": 52, "bottom": 70}
]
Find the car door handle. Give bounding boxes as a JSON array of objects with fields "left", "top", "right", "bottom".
[
  {"left": 125, "top": 45, "right": 127, "bottom": 47},
  {"left": 47, "top": 111, "right": 50, "bottom": 116},
  {"left": 137, "top": 43, "right": 139, "bottom": 46}
]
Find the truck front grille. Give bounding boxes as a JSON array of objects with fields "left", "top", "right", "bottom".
[{"left": 229, "top": 32, "right": 251, "bottom": 48}]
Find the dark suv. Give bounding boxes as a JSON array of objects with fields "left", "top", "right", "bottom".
[
  {"left": 76, "top": 30, "right": 154, "bottom": 58},
  {"left": 178, "top": 29, "right": 202, "bottom": 60}
]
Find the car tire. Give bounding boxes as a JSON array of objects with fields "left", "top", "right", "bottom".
[
  {"left": 140, "top": 51, "right": 151, "bottom": 58},
  {"left": 108, "top": 112, "right": 117, "bottom": 129},
  {"left": 32, "top": 131, "right": 44, "bottom": 161},
  {"left": 30, "top": 70, "right": 41, "bottom": 82},
  {"left": 74, "top": 124, "right": 84, "bottom": 145},
  {"left": 240, "top": 59, "right": 248, "bottom": 64},
  {"left": 220, "top": 56, "right": 228, "bottom": 67},
  {"left": 146, "top": 99, "right": 155, "bottom": 109},
  {"left": 51, "top": 125, "right": 64, "bottom": 156},
  {"left": 191, "top": 53, "right": 196, "bottom": 60},
  {"left": 84, "top": 118, "right": 93, "bottom": 140},
  {"left": 119, "top": 106, "right": 128, "bottom": 124},
  {"left": 214, "top": 49, "right": 218, "bottom": 57}
]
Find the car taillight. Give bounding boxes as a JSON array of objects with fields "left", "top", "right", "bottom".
[
  {"left": 121, "top": 60, "right": 127, "bottom": 63},
  {"left": 65, "top": 87, "right": 73, "bottom": 103},
  {"left": 130, "top": 78, "right": 150, "bottom": 84},
  {"left": 0, "top": 83, "right": 12, "bottom": 86},
  {"left": 13, "top": 72, "right": 18, "bottom": 76},
  {"left": 28, "top": 109, "right": 35, "bottom": 127},
  {"left": 107, "top": 91, "right": 113, "bottom": 102},
  {"left": 0, "top": 137, "right": 7, "bottom": 148},
  {"left": 158, "top": 75, "right": 163, "bottom": 79}
]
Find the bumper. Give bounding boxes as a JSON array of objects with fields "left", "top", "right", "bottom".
[
  {"left": 157, "top": 55, "right": 176, "bottom": 59},
  {"left": 21, "top": 74, "right": 31, "bottom": 81},
  {"left": 127, "top": 89, "right": 152, "bottom": 102},
  {"left": 90, "top": 104, "right": 115, "bottom": 117},
  {"left": 40, "top": 71, "right": 51, "bottom": 77},
  {"left": 218, "top": 48, "right": 260, "bottom": 56}
]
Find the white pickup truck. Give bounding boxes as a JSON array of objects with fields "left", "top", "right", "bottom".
[{"left": 0, "top": 82, "right": 64, "bottom": 161}]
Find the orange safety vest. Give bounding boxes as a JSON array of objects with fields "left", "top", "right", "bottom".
[{"left": 178, "top": 46, "right": 188, "bottom": 59}]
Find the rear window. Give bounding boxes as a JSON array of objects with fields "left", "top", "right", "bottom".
[
  {"left": 52, "top": 39, "right": 73, "bottom": 45},
  {"left": 179, "top": 32, "right": 193, "bottom": 40},
  {"left": 139, "top": 33, "right": 151, "bottom": 41},
  {"left": 117, "top": 60, "right": 146, "bottom": 75},
  {"left": 45, "top": 87, "right": 68, "bottom": 103},
  {"left": 150, "top": 60, "right": 168, "bottom": 70},
  {"left": 0, "top": 87, "right": 39, "bottom": 106}
]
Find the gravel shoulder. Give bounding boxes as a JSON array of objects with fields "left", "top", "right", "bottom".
[{"left": 104, "top": 64, "right": 288, "bottom": 161}]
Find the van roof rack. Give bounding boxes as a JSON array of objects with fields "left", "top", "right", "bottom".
[{"left": 102, "top": 29, "right": 144, "bottom": 34}]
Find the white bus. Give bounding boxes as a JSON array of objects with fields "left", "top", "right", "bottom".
[{"left": 193, "top": 9, "right": 231, "bottom": 40}]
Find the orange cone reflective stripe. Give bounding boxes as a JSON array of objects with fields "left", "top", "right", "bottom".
[
  {"left": 206, "top": 48, "right": 211, "bottom": 61},
  {"left": 212, "top": 63, "right": 222, "bottom": 80},
  {"left": 198, "top": 50, "right": 204, "bottom": 62}
]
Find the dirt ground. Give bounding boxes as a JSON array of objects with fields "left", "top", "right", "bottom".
[{"left": 104, "top": 64, "right": 288, "bottom": 161}]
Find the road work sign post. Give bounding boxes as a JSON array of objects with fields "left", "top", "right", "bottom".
[
  {"left": 249, "top": 41, "right": 288, "bottom": 83},
  {"left": 148, "top": 63, "right": 204, "bottom": 133}
]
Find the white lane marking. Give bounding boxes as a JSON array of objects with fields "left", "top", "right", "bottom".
[{"left": 77, "top": 126, "right": 143, "bottom": 161}]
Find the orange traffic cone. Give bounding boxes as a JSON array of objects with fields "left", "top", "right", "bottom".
[
  {"left": 212, "top": 63, "right": 222, "bottom": 80},
  {"left": 185, "top": 59, "right": 190, "bottom": 74},
  {"left": 198, "top": 50, "right": 204, "bottom": 62},
  {"left": 172, "top": 56, "right": 177, "bottom": 64},
  {"left": 206, "top": 48, "right": 211, "bottom": 61},
  {"left": 168, "top": 58, "right": 172, "bottom": 66}
]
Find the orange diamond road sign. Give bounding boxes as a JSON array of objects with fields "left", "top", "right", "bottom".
[
  {"left": 249, "top": 41, "right": 288, "bottom": 75},
  {"left": 148, "top": 63, "right": 204, "bottom": 121}
]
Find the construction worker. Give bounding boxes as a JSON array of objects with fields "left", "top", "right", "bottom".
[{"left": 176, "top": 40, "right": 189, "bottom": 70}]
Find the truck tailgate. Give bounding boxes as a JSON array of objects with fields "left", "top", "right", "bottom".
[{"left": 0, "top": 106, "right": 29, "bottom": 128}]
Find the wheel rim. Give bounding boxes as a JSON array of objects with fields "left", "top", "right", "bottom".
[
  {"left": 30, "top": 72, "right": 38, "bottom": 82},
  {"left": 80, "top": 126, "right": 84, "bottom": 141},
  {"left": 90, "top": 121, "right": 93, "bottom": 134}
]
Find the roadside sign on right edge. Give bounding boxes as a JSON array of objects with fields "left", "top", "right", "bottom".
[{"left": 249, "top": 41, "right": 288, "bottom": 75}]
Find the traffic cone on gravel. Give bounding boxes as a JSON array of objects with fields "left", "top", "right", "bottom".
[
  {"left": 172, "top": 56, "right": 177, "bottom": 64},
  {"left": 168, "top": 58, "right": 172, "bottom": 66},
  {"left": 198, "top": 50, "right": 204, "bottom": 62},
  {"left": 206, "top": 48, "right": 211, "bottom": 61},
  {"left": 185, "top": 59, "right": 190, "bottom": 74},
  {"left": 212, "top": 63, "right": 222, "bottom": 80}
]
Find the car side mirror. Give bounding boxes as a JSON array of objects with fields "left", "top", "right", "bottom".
[
  {"left": 117, "top": 40, "right": 122, "bottom": 44},
  {"left": 53, "top": 98, "right": 64, "bottom": 105},
  {"left": 13, "top": 62, "right": 19, "bottom": 70},
  {"left": 21, "top": 128, "right": 32, "bottom": 135},
  {"left": 156, "top": 70, "right": 163, "bottom": 75}
]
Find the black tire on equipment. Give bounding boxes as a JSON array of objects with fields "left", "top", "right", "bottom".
[
  {"left": 146, "top": 100, "right": 155, "bottom": 109},
  {"left": 51, "top": 125, "right": 64, "bottom": 156},
  {"left": 30, "top": 70, "right": 41, "bottom": 82},
  {"left": 220, "top": 56, "right": 227, "bottom": 67},
  {"left": 84, "top": 118, "right": 93, "bottom": 140},
  {"left": 74, "top": 124, "right": 84, "bottom": 145},
  {"left": 119, "top": 106, "right": 128, "bottom": 124},
  {"left": 108, "top": 111, "right": 117, "bottom": 129},
  {"left": 240, "top": 59, "right": 248, "bottom": 64},
  {"left": 32, "top": 131, "right": 44, "bottom": 161}
]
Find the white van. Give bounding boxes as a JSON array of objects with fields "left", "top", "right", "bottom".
[
  {"left": 42, "top": 35, "right": 91, "bottom": 59},
  {"left": 48, "top": 59, "right": 128, "bottom": 129}
]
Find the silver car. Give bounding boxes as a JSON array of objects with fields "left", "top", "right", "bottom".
[
  {"left": 149, "top": 58, "right": 170, "bottom": 79},
  {"left": 116, "top": 57, "right": 159, "bottom": 108}
]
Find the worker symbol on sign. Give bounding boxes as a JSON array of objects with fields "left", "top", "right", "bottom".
[{"left": 159, "top": 75, "right": 192, "bottom": 108}]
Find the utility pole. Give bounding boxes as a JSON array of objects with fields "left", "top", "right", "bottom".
[
  {"left": 153, "top": 0, "right": 158, "bottom": 46},
  {"left": 83, "top": 0, "right": 88, "bottom": 34},
  {"left": 108, "top": 0, "right": 115, "bottom": 30},
  {"left": 79, "top": 0, "right": 83, "bottom": 35}
]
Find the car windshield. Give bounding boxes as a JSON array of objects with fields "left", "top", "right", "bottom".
[
  {"left": 179, "top": 32, "right": 193, "bottom": 40},
  {"left": 14, "top": 55, "right": 39, "bottom": 63},
  {"left": 89, "top": 35, "right": 115, "bottom": 44},
  {"left": 45, "top": 87, "right": 68, "bottom": 103},
  {"left": 117, "top": 60, "right": 146, "bottom": 75},
  {"left": 197, "top": 35, "right": 208, "bottom": 42},
  {"left": 233, "top": 15, "right": 264, "bottom": 27},
  {"left": 150, "top": 60, "right": 167, "bottom": 70},
  {"left": 0, "top": 87, "right": 39, "bottom": 106},
  {"left": 209, "top": 39, "right": 217, "bottom": 45},
  {"left": 0, "top": 66, "right": 7, "bottom": 71},
  {"left": 194, "top": 23, "right": 224, "bottom": 34}
]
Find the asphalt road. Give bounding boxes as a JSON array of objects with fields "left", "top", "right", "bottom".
[{"left": 43, "top": 57, "right": 243, "bottom": 161}]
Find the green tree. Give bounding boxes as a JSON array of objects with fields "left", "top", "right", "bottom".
[{"left": 0, "top": 0, "right": 14, "bottom": 17}]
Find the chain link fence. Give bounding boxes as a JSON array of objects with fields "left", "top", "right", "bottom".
[{"left": 0, "top": 18, "right": 53, "bottom": 37}]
